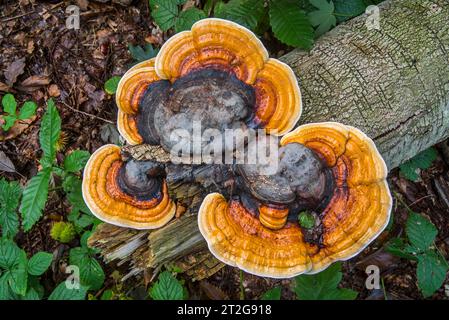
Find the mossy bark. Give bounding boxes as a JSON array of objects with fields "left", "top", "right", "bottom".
[{"left": 89, "top": 0, "right": 449, "bottom": 281}]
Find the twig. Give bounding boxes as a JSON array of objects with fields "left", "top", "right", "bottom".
[
  {"left": 60, "top": 101, "right": 114, "bottom": 124},
  {"left": 1, "top": 11, "right": 35, "bottom": 23}
]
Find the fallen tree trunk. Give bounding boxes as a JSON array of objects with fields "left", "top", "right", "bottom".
[{"left": 89, "top": 0, "right": 449, "bottom": 281}]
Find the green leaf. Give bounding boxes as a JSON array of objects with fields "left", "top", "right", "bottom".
[
  {"left": 385, "top": 237, "right": 417, "bottom": 260},
  {"left": 149, "top": 271, "right": 185, "bottom": 300},
  {"left": 294, "top": 262, "right": 358, "bottom": 300},
  {"left": 0, "top": 239, "right": 22, "bottom": 269},
  {"left": 18, "top": 101, "right": 37, "bottom": 120},
  {"left": 128, "top": 43, "right": 160, "bottom": 64},
  {"left": 8, "top": 250, "right": 28, "bottom": 296},
  {"left": 0, "top": 178, "right": 22, "bottom": 239},
  {"left": 69, "top": 247, "right": 105, "bottom": 291},
  {"left": 63, "top": 150, "right": 90, "bottom": 173},
  {"left": 63, "top": 175, "right": 91, "bottom": 215},
  {"left": 333, "top": 0, "right": 366, "bottom": 22},
  {"left": 399, "top": 162, "right": 419, "bottom": 182},
  {"left": 79, "top": 257, "right": 105, "bottom": 291},
  {"left": 1, "top": 115, "right": 17, "bottom": 132},
  {"left": 399, "top": 148, "right": 438, "bottom": 182},
  {"left": 2, "top": 93, "right": 17, "bottom": 115},
  {"left": 308, "top": 0, "right": 337, "bottom": 37},
  {"left": 269, "top": 0, "right": 314, "bottom": 49},
  {"left": 261, "top": 287, "right": 281, "bottom": 300},
  {"left": 39, "top": 99, "right": 61, "bottom": 168},
  {"left": 0, "top": 273, "right": 19, "bottom": 300},
  {"left": 104, "top": 76, "right": 122, "bottom": 95},
  {"left": 175, "top": 8, "right": 207, "bottom": 32},
  {"left": 149, "top": 0, "right": 179, "bottom": 31},
  {"left": 22, "top": 287, "right": 41, "bottom": 300},
  {"left": 19, "top": 168, "right": 51, "bottom": 232},
  {"left": 27, "top": 252, "right": 53, "bottom": 276},
  {"left": 406, "top": 212, "right": 437, "bottom": 252},
  {"left": 48, "top": 282, "right": 88, "bottom": 300},
  {"left": 298, "top": 211, "right": 315, "bottom": 229},
  {"left": 417, "top": 251, "right": 449, "bottom": 298},
  {"left": 214, "top": 0, "right": 266, "bottom": 31}
]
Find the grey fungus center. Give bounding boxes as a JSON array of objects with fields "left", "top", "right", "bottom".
[{"left": 137, "top": 68, "right": 257, "bottom": 156}]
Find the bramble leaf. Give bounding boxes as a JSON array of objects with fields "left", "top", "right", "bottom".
[
  {"left": 294, "top": 262, "right": 358, "bottom": 300},
  {"left": 48, "top": 282, "right": 88, "bottom": 300},
  {"left": 308, "top": 0, "right": 337, "bottom": 37},
  {"left": 63, "top": 150, "right": 90, "bottom": 173},
  {"left": 149, "top": 271, "right": 184, "bottom": 300},
  {"left": 269, "top": 0, "right": 314, "bottom": 49},
  {"left": 149, "top": 0, "right": 179, "bottom": 31},
  {"left": 406, "top": 212, "right": 437, "bottom": 252},
  {"left": 27, "top": 252, "right": 53, "bottom": 276},
  {"left": 399, "top": 147, "right": 438, "bottom": 182},
  {"left": 417, "top": 251, "right": 449, "bottom": 298},
  {"left": 19, "top": 168, "right": 51, "bottom": 232},
  {"left": 214, "top": 0, "right": 266, "bottom": 31},
  {"left": 175, "top": 8, "right": 207, "bottom": 32},
  {"left": 333, "top": 0, "right": 366, "bottom": 22}
]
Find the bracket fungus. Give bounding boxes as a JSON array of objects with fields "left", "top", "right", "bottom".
[
  {"left": 82, "top": 144, "right": 176, "bottom": 229},
  {"left": 84, "top": 18, "right": 392, "bottom": 278},
  {"left": 115, "top": 18, "right": 302, "bottom": 155},
  {"left": 198, "top": 122, "right": 392, "bottom": 278}
]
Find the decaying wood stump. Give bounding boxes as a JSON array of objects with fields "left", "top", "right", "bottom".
[{"left": 88, "top": 0, "right": 449, "bottom": 282}]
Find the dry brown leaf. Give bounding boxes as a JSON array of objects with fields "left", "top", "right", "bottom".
[
  {"left": 0, "top": 82, "right": 11, "bottom": 92},
  {"left": 17, "top": 75, "right": 50, "bottom": 92},
  {"left": 4, "top": 57, "right": 26, "bottom": 86},
  {"left": 48, "top": 84, "right": 61, "bottom": 97},
  {"left": 0, "top": 115, "right": 36, "bottom": 141},
  {"left": 0, "top": 151, "right": 15, "bottom": 173},
  {"left": 199, "top": 281, "right": 229, "bottom": 300}
]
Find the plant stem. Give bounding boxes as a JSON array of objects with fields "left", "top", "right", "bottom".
[
  {"left": 239, "top": 270, "right": 245, "bottom": 300},
  {"left": 381, "top": 277, "right": 388, "bottom": 301},
  {"left": 393, "top": 191, "right": 413, "bottom": 212}
]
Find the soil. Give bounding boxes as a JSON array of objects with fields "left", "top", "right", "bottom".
[{"left": 1, "top": 0, "right": 448, "bottom": 300}]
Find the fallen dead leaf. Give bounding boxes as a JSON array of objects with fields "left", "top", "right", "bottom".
[
  {"left": 0, "top": 82, "right": 11, "bottom": 92},
  {"left": 0, "top": 115, "right": 36, "bottom": 141},
  {"left": 0, "top": 151, "right": 15, "bottom": 173},
  {"left": 199, "top": 281, "right": 230, "bottom": 300},
  {"left": 4, "top": 57, "right": 26, "bottom": 86},
  {"left": 17, "top": 75, "right": 50, "bottom": 92},
  {"left": 355, "top": 248, "right": 400, "bottom": 272},
  {"left": 48, "top": 84, "right": 61, "bottom": 97}
]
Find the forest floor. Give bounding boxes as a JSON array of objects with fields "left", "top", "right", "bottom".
[{"left": 1, "top": 0, "right": 449, "bottom": 300}]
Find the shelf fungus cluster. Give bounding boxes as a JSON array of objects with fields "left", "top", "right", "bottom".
[
  {"left": 82, "top": 18, "right": 392, "bottom": 278},
  {"left": 198, "top": 123, "right": 392, "bottom": 277}
]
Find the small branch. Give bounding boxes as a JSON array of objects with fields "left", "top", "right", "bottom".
[
  {"left": 60, "top": 101, "right": 114, "bottom": 124},
  {"left": 1, "top": 11, "right": 35, "bottom": 23}
]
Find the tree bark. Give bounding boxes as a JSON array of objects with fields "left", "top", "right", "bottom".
[
  {"left": 89, "top": 0, "right": 449, "bottom": 281},
  {"left": 281, "top": 0, "right": 449, "bottom": 169}
]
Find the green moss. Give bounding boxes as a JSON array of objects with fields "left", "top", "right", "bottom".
[{"left": 51, "top": 222, "right": 76, "bottom": 243}]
